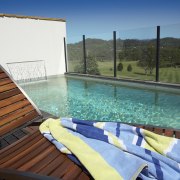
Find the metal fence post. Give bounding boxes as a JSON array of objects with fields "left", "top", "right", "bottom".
[
  {"left": 64, "top": 37, "right": 68, "bottom": 73},
  {"left": 113, "top": 31, "right": 117, "bottom": 77},
  {"left": 156, "top": 26, "right": 160, "bottom": 82},
  {"left": 83, "top": 35, "right": 87, "bottom": 74}
]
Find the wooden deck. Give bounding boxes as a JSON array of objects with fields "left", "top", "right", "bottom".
[{"left": 134, "top": 124, "right": 180, "bottom": 138}]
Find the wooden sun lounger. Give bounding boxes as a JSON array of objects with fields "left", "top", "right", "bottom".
[
  {"left": 0, "top": 65, "right": 91, "bottom": 180},
  {"left": 0, "top": 64, "right": 179, "bottom": 179}
]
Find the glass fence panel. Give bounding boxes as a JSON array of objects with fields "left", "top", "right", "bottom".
[
  {"left": 85, "top": 33, "right": 113, "bottom": 76},
  {"left": 117, "top": 27, "right": 156, "bottom": 81},
  {"left": 160, "top": 24, "right": 180, "bottom": 84},
  {"left": 67, "top": 36, "right": 84, "bottom": 73}
]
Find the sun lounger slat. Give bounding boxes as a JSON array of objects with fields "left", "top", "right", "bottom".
[
  {"left": 23, "top": 126, "right": 39, "bottom": 133},
  {"left": 10, "top": 141, "right": 51, "bottom": 169},
  {"left": 76, "top": 172, "right": 90, "bottom": 180},
  {"left": 0, "top": 65, "right": 42, "bottom": 137},
  {"left": 0, "top": 135, "right": 46, "bottom": 166},
  {"left": 0, "top": 68, "right": 4, "bottom": 73},
  {"left": 25, "top": 146, "right": 59, "bottom": 172},
  {"left": 0, "top": 105, "right": 34, "bottom": 126},
  {"left": 18, "top": 145, "right": 56, "bottom": 171},
  {"left": 38, "top": 153, "right": 67, "bottom": 175},
  {"left": 0, "top": 83, "right": 16, "bottom": 93},
  {"left": 0, "top": 131, "right": 40, "bottom": 157},
  {"left": 62, "top": 164, "right": 82, "bottom": 180},
  {"left": 0, "top": 88, "right": 21, "bottom": 101},
  {"left": 0, "top": 94, "right": 26, "bottom": 108},
  {"left": 0, "top": 72, "right": 8, "bottom": 79},
  {"left": 0, "top": 78, "right": 12, "bottom": 86},
  {"left": 0, "top": 131, "right": 91, "bottom": 179},
  {"left": 0, "top": 110, "right": 40, "bottom": 136},
  {"left": 0, "top": 99, "right": 31, "bottom": 117},
  {"left": 49, "top": 158, "right": 74, "bottom": 178}
]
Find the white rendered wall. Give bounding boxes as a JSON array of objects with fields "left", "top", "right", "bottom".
[{"left": 0, "top": 16, "right": 66, "bottom": 76}]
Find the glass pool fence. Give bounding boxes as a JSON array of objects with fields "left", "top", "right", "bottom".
[{"left": 66, "top": 24, "right": 180, "bottom": 85}]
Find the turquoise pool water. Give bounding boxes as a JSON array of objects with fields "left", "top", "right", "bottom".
[{"left": 21, "top": 76, "right": 180, "bottom": 129}]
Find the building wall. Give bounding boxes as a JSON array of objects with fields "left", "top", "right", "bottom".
[{"left": 0, "top": 16, "right": 66, "bottom": 77}]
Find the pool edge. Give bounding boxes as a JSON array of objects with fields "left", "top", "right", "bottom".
[{"left": 65, "top": 73, "right": 180, "bottom": 94}]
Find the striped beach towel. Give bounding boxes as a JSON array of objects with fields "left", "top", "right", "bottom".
[{"left": 40, "top": 118, "right": 180, "bottom": 180}]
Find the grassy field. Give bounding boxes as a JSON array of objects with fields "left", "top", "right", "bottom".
[{"left": 68, "top": 60, "right": 180, "bottom": 84}]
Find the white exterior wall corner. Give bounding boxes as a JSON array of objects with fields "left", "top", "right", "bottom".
[{"left": 0, "top": 16, "right": 66, "bottom": 76}]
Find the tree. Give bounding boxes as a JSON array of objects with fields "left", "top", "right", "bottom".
[
  {"left": 160, "top": 47, "right": 180, "bottom": 67},
  {"left": 74, "top": 55, "right": 100, "bottom": 75},
  {"left": 86, "top": 56, "right": 101, "bottom": 75},
  {"left": 127, "top": 64, "right": 132, "bottom": 72},
  {"left": 118, "top": 51, "right": 125, "bottom": 61},
  {"left": 117, "top": 63, "right": 123, "bottom": 71},
  {"left": 137, "top": 45, "right": 156, "bottom": 75}
]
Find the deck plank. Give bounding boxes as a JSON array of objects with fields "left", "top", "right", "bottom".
[
  {"left": 144, "top": 126, "right": 154, "bottom": 132},
  {"left": 153, "top": 127, "right": 164, "bottom": 135},
  {"left": 164, "top": 129, "right": 174, "bottom": 137},
  {"left": 175, "top": 131, "right": 180, "bottom": 139}
]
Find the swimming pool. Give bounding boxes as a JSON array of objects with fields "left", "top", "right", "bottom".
[{"left": 21, "top": 75, "right": 180, "bottom": 129}]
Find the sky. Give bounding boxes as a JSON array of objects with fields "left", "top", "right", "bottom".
[{"left": 0, "top": 0, "right": 180, "bottom": 42}]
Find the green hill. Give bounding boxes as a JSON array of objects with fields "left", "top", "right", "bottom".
[{"left": 67, "top": 38, "right": 180, "bottom": 65}]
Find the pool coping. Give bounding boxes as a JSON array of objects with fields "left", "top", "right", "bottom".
[{"left": 65, "top": 73, "right": 180, "bottom": 88}]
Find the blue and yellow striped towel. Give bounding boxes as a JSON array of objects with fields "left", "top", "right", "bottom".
[{"left": 40, "top": 118, "right": 180, "bottom": 180}]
